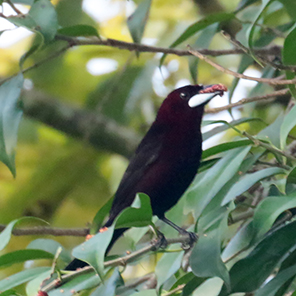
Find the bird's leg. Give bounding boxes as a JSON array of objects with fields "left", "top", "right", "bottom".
[
  {"left": 161, "top": 216, "right": 198, "bottom": 248},
  {"left": 149, "top": 224, "right": 168, "bottom": 250}
]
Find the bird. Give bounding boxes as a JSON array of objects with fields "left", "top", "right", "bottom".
[{"left": 66, "top": 83, "right": 227, "bottom": 270}]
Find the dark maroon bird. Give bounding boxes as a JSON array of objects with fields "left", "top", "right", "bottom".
[{"left": 66, "top": 83, "right": 226, "bottom": 270}]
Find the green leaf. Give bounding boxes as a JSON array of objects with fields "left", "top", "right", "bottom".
[
  {"left": 155, "top": 246, "right": 184, "bottom": 290},
  {"left": 91, "top": 269, "right": 123, "bottom": 296},
  {"left": 0, "top": 249, "right": 53, "bottom": 268},
  {"left": 170, "top": 12, "right": 234, "bottom": 49},
  {"left": 127, "top": 0, "right": 152, "bottom": 44},
  {"left": 202, "top": 117, "right": 261, "bottom": 141},
  {"left": 161, "top": 12, "right": 234, "bottom": 65},
  {"left": 115, "top": 193, "right": 153, "bottom": 229},
  {"left": 0, "top": 267, "right": 50, "bottom": 291},
  {"left": 0, "top": 217, "right": 47, "bottom": 251},
  {"left": 283, "top": 27, "right": 296, "bottom": 98},
  {"left": 72, "top": 225, "right": 114, "bottom": 280},
  {"left": 0, "top": 290, "right": 21, "bottom": 296},
  {"left": 286, "top": 166, "right": 296, "bottom": 194},
  {"left": 29, "top": 0, "right": 58, "bottom": 42},
  {"left": 130, "top": 290, "right": 158, "bottom": 296},
  {"left": 254, "top": 263, "right": 296, "bottom": 296},
  {"left": 26, "top": 270, "right": 51, "bottom": 296},
  {"left": 219, "top": 221, "right": 296, "bottom": 295},
  {"left": 279, "top": 0, "right": 296, "bottom": 20},
  {"left": 185, "top": 147, "right": 250, "bottom": 219},
  {"left": 0, "top": 73, "right": 24, "bottom": 177},
  {"left": 247, "top": 0, "right": 275, "bottom": 66},
  {"left": 190, "top": 205, "right": 233, "bottom": 289},
  {"left": 280, "top": 104, "right": 296, "bottom": 149},
  {"left": 252, "top": 194, "right": 296, "bottom": 242},
  {"left": 91, "top": 195, "right": 114, "bottom": 234},
  {"left": 202, "top": 139, "right": 252, "bottom": 159},
  {"left": 48, "top": 272, "right": 101, "bottom": 296},
  {"left": 58, "top": 25, "right": 99, "bottom": 37},
  {"left": 221, "top": 167, "right": 287, "bottom": 205},
  {"left": 27, "top": 238, "right": 71, "bottom": 263}
]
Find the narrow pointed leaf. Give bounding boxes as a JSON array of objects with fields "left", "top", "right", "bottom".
[{"left": 0, "top": 73, "right": 24, "bottom": 176}]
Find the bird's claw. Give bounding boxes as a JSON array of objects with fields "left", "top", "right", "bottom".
[
  {"left": 181, "top": 231, "right": 198, "bottom": 250},
  {"left": 151, "top": 231, "right": 168, "bottom": 251}
]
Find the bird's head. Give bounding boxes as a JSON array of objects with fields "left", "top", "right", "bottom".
[{"left": 156, "top": 84, "right": 227, "bottom": 125}]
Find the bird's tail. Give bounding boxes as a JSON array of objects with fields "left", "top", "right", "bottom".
[{"left": 65, "top": 227, "right": 128, "bottom": 270}]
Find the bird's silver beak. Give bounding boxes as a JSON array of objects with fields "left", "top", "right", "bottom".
[{"left": 188, "top": 84, "right": 227, "bottom": 108}]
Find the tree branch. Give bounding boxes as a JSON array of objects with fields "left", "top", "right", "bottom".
[
  {"left": 41, "top": 235, "right": 194, "bottom": 293},
  {"left": 206, "top": 89, "right": 290, "bottom": 113},
  {"left": 0, "top": 224, "right": 88, "bottom": 236},
  {"left": 188, "top": 47, "right": 296, "bottom": 85},
  {"left": 21, "top": 90, "right": 140, "bottom": 158}
]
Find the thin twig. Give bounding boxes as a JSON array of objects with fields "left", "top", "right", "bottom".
[
  {"left": 206, "top": 88, "right": 290, "bottom": 113},
  {"left": 5, "top": 0, "right": 23, "bottom": 15},
  {"left": 163, "top": 284, "right": 186, "bottom": 296},
  {"left": 243, "top": 131, "right": 296, "bottom": 162},
  {"left": 41, "top": 235, "right": 195, "bottom": 293},
  {"left": 188, "top": 47, "right": 296, "bottom": 85}
]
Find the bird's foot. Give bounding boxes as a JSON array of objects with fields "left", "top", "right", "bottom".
[
  {"left": 180, "top": 231, "right": 198, "bottom": 250},
  {"left": 151, "top": 230, "right": 168, "bottom": 251}
]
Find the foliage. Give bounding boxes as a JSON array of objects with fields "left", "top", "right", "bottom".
[{"left": 1, "top": 0, "right": 296, "bottom": 295}]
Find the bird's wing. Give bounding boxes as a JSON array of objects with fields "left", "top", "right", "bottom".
[{"left": 107, "top": 126, "right": 163, "bottom": 221}]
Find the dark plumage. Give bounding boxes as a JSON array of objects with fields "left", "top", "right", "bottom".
[{"left": 66, "top": 83, "right": 226, "bottom": 270}]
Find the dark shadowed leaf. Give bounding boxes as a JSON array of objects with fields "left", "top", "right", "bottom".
[
  {"left": 0, "top": 73, "right": 24, "bottom": 177},
  {"left": 282, "top": 19, "right": 296, "bottom": 97},
  {"left": 280, "top": 104, "right": 296, "bottom": 149},
  {"left": 58, "top": 25, "right": 99, "bottom": 37},
  {"left": 0, "top": 267, "right": 50, "bottom": 291},
  {"left": 254, "top": 263, "right": 296, "bottom": 296},
  {"left": 72, "top": 226, "right": 114, "bottom": 279},
  {"left": 219, "top": 221, "right": 296, "bottom": 295},
  {"left": 127, "top": 0, "right": 152, "bottom": 44},
  {"left": 91, "top": 195, "right": 114, "bottom": 234},
  {"left": 286, "top": 166, "right": 296, "bottom": 194}
]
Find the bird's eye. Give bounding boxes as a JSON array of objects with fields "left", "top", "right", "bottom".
[{"left": 180, "top": 92, "right": 187, "bottom": 99}]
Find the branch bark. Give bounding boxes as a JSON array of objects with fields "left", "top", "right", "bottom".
[{"left": 21, "top": 90, "right": 140, "bottom": 158}]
